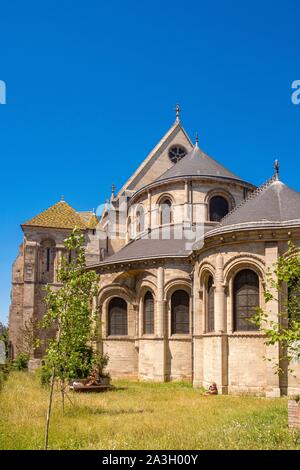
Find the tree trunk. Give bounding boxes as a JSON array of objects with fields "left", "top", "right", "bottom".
[
  {"left": 45, "top": 367, "right": 55, "bottom": 450},
  {"left": 61, "top": 378, "right": 65, "bottom": 416}
]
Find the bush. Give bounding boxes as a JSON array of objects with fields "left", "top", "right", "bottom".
[
  {"left": 92, "top": 352, "right": 110, "bottom": 378},
  {"left": 74, "top": 346, "right": 94, "bottom": 379},
  {"left": 12, "top": 353, "right": 29, "bottom": 371},
  {"left": 0, "top": 363, "right": 11, "bottom": 391},
  {"left": 36, "top": 363, "right": 52, "bottom": 386},
  {"left": 36, "top": 346, "right": 95, "bottom": 386},
  {"left": 0, "top": 369, "right": 5, "bottom": 391}
]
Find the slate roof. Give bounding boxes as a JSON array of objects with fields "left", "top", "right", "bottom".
[
  {"left": 22, "top": 201, "right": 99, "bottom": 230},
  {"left": 96, "top": 227, "right": 191, "bottom": 265},
  {"left": 204, "top": 177, "right": 300, "bottom": 238},
  {"left": 155, "top": 145, "right": 245, "bottom": 183}
]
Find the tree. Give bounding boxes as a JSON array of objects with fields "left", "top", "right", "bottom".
[
  {"left": 42, "top": 228, "right": 100, "bottom": 449},
  {"left": 0, "top": 322, "right": 8, "bottom": 349},
  {"left": 252, "top": 241, "right": 300, "bottom": 389},
  {"left": 0, "top": 323, "right": 9, "bottom": 357}
]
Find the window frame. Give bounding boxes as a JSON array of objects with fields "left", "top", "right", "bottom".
[
  {"left": 136, "top": 206, "right": 145, "bottom": 234},
  {"left": 168, "top": 145, "right": 187, "bottom": 164},
  {"left": 170, "top": 289, "right": 190, "bottom": 335},
  {"left": 233, "top": 269, "right": 260, "bottom": 332},
  {"left": 108, "top": 297, "right": 128, "bottom": 336},
  {"left": 206, "top": 275, "right": 215, "bottom": 332},
  {"left": 208, "top": 195, "right": 230, "bottom": 222},
  {"left": 143, "top": 291, "right": 154, "bottom": 335},
  {"left": 159, "top": 198, "right": 173, "bottom": 226}
]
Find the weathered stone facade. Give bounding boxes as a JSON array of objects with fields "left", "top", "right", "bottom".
[{"left": 9, "top": 110, "right": 300, "bottom": 395}]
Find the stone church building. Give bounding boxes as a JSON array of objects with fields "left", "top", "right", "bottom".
[{"left": 9, "top": 108, "right": 300, "bottom": 396}]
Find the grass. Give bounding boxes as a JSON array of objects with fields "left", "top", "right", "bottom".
[{"left": 1, "top": 372, "right": 300, "bottom": 450}]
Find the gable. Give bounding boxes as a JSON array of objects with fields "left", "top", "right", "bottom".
[{"left": 117, "top": 122, "right": 193, "bottom": 196}]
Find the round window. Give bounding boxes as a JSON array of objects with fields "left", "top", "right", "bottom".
[{"left": 168, "top": 145, "right": 187, "bottom": 164}]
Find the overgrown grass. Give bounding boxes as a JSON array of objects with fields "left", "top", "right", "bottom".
[{"left": 1, "top": 372, "right": 300, "bottom": 450}]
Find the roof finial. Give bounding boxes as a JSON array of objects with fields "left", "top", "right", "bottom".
[
  {"left": 195, "top": 132, "right": 199, "bottom": 148},
  {"left": 111, "top": 183, "right": 115, "bottom": 198},
  {"left": 274, "top": 159, "right": 279, "bottom": 180},
  {"left": 60, "top": 195, "right": 64, "bottom": 201},
  {"left": 175, "top": 104, "right": 181, "bottom": 122}
]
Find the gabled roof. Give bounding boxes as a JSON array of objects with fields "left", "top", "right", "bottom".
[
  {"left": 116, "top": 120, "right": 193, "bottom": 196},
  {"left": 204, "top": 177, "right": 300, "bottom": 237},
  {"left": 155, "top": 145, "right": 245, "bottom": 183},
  {"left": 22, "top": 201, "right": 99, "bottom": 230}
]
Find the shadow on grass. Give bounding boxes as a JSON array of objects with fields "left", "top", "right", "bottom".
[
  {"left": 67, "top": 405, "right": 153, "bottom": 417},
  {"left": 110, "top": 386, "right": 128, "bottom": 392}
]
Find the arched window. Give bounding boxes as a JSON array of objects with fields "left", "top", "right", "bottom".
[
  {"left": 171, "top": 290, "right": 190, "bottom": 334},
  {"left": 143, "top": 291, "right": 154, "bottom": 334},
  {"left": 160, "top": 199, "right": 172, "bottom": 225},
  {"left": 234, "top": 269, "right": 259, "bottom": 331},
  {"left": 136, "top": 206, "right": 145, "bottom": 233},
  {"left": 209, "top": 196, "right": 229, "bottom": 222},
  {"left": 207, "top": 276, "right": 214, "bottom": 332},
  {"left": 108, "top": 298, "right": 128, "bottom": 336}
]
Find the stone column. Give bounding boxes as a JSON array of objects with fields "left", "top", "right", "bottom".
[
  {"left": 125, "top": 226, "right": 129, "bottom": 244},
  {"left": 214, "top": 254, "right": 226, "bottom": 333},
  {"left": 147, "top": 191, "right": 151, "bottom": 231},
  {"left": 157, "top": 267, "right": 165, "bottom": 337},
  {"left": 54, "top": 246, "right": 65, "bottom": 283},
  {"left": 138, "top": 297, "right": 143, "bottom": 337},
  {"left": 265, "top": 242, "right": 281, "bottom": 397},
  {"left": 205, "top": 253, "right": 228, "bottom": 394},
  {"left": 184, "top": 180, "right": 189, "bottom": 222},
  {"left": 193, "top": 264, "right": 203, "bottom": 387},
  {"left": 125, "top": 212, "right": 131, "bottom": 244},
  {"left": 23, "top": 241, "right": 38, "bottom": 328},
  {"left": 204, "top": 202, "right": 209, "bottom": 222},
  {"left": 193, "top": 268, "right": 202, "bottom": 336},
  {"left": 23, "top": 241, "right": 40, "bottom": 369},
  {"left": 154, "top": 266, "right": 166, "bottom": 381}
]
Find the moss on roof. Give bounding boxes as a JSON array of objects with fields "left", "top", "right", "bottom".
[
  {"left": 22, "top": 201, "right": 99, "bottom": 230},
  {"left": 78, "top": 211, "right": 99, "bottom": 229}
]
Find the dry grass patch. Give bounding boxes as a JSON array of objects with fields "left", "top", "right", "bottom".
[{"left": 1, "top": 372, "right": 300, "bottom": 450}]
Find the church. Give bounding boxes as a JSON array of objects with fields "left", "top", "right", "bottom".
[{"left": 9, "top": 107, "right": 300, "bottom": 396}]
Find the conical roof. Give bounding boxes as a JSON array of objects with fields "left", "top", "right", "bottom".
[
  {"left": 205, "top": 177, "right": 300, "bottom": 237},
  {"left": 155, "top": 145, "right": 243, "bottom": 183}
]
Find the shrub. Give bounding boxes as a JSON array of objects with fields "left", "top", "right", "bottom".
[
  {"left": 92, "top": 352, "right": 110, "bottom": 378},
  {"left": 36, "top": 363, "right": 52, "bottom": 386},
  {"left": 0, "top": 369, "right": 5, "bottom": 391},
  {"left": 74, "top": 346, "right": 94, "bottom": 379},
  {"left": 0, "top": 363, "right": 11, "bottom": 391},
  {"left": 13, "top": 353, "right": 29, "bottom": 371}
]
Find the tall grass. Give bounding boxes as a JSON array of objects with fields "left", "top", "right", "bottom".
[{"left": 0, "top": 372, "right": 300, "bottom": 450}]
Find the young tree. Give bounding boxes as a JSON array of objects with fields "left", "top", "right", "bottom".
[
  {"left": 17, "top": 318, "right": 40, "bottom": 362},
  {"left": 42, "top": 228, "right": 99, "bottom": 449},
  {"left": 0, "top": 323, "right": 9, "bottom": 357},
  {"left": 252, "top": 241, "right": 300, "bottom": 386}
]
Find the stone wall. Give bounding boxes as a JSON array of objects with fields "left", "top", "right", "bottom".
[
  {"left": 167, "top": 338, "right": 192, "bottom": 381},
  {"left": 227, "top": 335, "right": 266, "bottom": 395},
  {"left": 103, "top": 339, "right": 138, "bottom": 378}
]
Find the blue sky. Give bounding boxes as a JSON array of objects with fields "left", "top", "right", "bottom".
[{"left": 0, "top": 0, "right": 300, "bottom": 325}]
